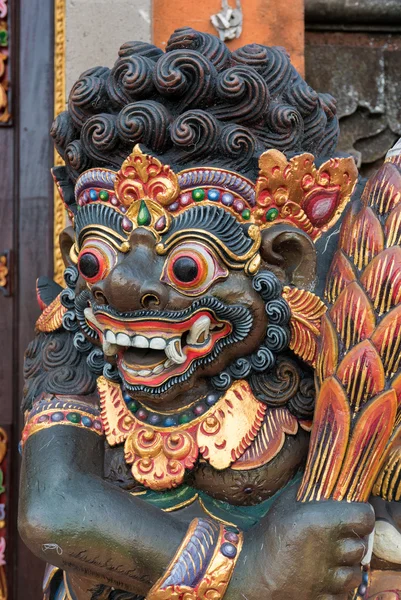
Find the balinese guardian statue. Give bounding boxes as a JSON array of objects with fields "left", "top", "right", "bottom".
[{"left": 18, "top": 28, "right": 401, "bottom": 600}]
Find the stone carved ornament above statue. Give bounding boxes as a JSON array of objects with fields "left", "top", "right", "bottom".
[{"left": 18, "top": 26, "right": 401, "bottom": 600}]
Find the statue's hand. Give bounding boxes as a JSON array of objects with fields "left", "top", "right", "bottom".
[{"left": 228, "top": 483, "right": 375, "bottom": 600}]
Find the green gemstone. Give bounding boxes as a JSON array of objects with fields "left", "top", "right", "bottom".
[
  {"left": 266, "top": 208, "right": 279, "bottom": 222},
  {"left": 192, "top": 188, "right": 205, "bottom": 202},
  {"left": 127, "top": 401, "right": 138, "bottom": 413},
  {"left": 0, "top": 30, "right": 7, "bottom": 46},
  {"left": 99, "top": 190, "right": 109, "bottom": 201},
  {"left": 137, "top": 200, "right": 152, "bottom": 226},
  {"left": 242, "top": 208, "right": 251, "bottom": 220},
  {"left": 66, "top": 412, "right": 81, "bottom": 424},
  {"left": 178, "top": 413, "right": 191, "bottom": 425}
]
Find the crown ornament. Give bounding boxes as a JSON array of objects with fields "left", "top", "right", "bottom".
[
  {"left": 254, "top": 150, "right": 358, "bottom": 240},
  {"left": 70, "top": 144, "right": 358, "bottom": 242},
  {"left": 115, "top": 144, "right": 180, "bottom": 208}
]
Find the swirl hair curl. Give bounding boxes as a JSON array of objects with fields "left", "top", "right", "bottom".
[{"left": 52, "top": 27, "right": 339, "bottom": 186}]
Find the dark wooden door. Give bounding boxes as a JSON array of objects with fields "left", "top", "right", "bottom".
[{"left": 0, "top": 0, "right": 55, "bottom": 597}]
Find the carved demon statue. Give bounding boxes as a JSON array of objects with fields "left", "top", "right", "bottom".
[{"left": 18, "top": 28, "right": 401, "bottom": 600}]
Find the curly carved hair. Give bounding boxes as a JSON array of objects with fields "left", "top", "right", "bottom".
[
  {"left": 51, "top": 27, "right": 339, "bottom": 183},
  {"left": 22, "top": 330, "right": 97, "bottom": 412}
]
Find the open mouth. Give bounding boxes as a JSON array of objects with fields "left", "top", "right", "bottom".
[{"left": 85, "top": 307, "right": 232, "bottom": 387}]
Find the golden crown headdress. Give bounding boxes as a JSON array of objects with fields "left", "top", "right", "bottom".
[{"left": 64, "top": 144, "right": 357, "bottom": 242}]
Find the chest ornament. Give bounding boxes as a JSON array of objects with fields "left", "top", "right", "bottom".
[{"left": 97, "top": 376, "right": 266, "bottom": 491}]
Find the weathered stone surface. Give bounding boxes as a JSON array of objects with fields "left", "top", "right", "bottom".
[
  {"left": 305, "top": 0, "right": 401, "bottom": 29},
  {"left": 306, "top": 32, "right": 401, "bottom": 176}
]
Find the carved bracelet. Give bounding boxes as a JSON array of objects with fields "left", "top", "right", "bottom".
[{"left": 147, "top": 517, "right": 243, "bottom": 600}]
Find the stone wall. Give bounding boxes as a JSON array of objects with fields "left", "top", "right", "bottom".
[
  {"left": 305, "top": 0, "right": 401, "bottom": 176},
  {"left": 305, "top": 31, "right": 401, "bottom": 177},
  {"left": 65, "top": 0, "right": 152, "bottom": 95}
]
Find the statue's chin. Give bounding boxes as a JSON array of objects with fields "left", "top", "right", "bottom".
[{"left": 119, "top": 367, "right": 216, "bottom": 407}]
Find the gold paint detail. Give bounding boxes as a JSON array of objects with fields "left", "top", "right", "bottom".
[
  {"left": 0, "top": 255, "right": 8, "bottom": 289},
  {"left": 197, "top": 380, "right": 267, "bottom": 470},
  {"left": 35, "top": 293, "right": 67, "bottom": 332},
  {"left": 246, "top": 251, "right": 261, "bottom": 275},
  {"left": 162, "top": 494, "right": 199, "bottom": 513},
  {"left": 53, "top": 0, "right": 66, "bottom": 285},
  {"left": 0, "top": 1, "right": 10, "bottom": 125},
  {"left": 255, "top": 149, "right": 358, "bottom": 241},
  {"left": 114, "top": 145, "right": 177, "bottom": 232},
  {"left": 197, "top": 498, "right": 239, "bottom": 529},
  {"left": 0, "top": 56, "right": 10, "bottom": 125},
  {"left": 231, "top": 407, "right": 299, "bottom": 470},
  {"left": 78, "top": 226, "right": 130, "bottom": 253},
  {"left": 283, "top": 286, "right": 327, "bottom": 367},
  {"left": 98, "top": 377, "right": 266, "bottom": 491},
  {"left": 373, "top": 425, "right": 401, "bottom": 502},
  {"left": 125, "top": 426, "right": 198, "bottom": 491},
  {"left": 156, "top": 229, "right": 261, "bottom": 273},
  {"left": 69, "top": 244, "right": 78, "bottom": 265},
  {"left": 63, "top": 572, "right": 75, "bottom": 600},
  {"left": 147, "top": 518, "right": 243, "bottom": 600},
  {"left": 0, "top": 429, "right": 7, "bottom": 471}
]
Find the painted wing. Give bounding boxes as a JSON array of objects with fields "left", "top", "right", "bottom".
[{"left": 299, "top": 144, "right": 401, "bottom": 502}]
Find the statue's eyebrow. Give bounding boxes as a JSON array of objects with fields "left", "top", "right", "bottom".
[
  {"left": 74, "top": 203, "right": 129, "bottom": 250},
  {"left": 157, "top": 205, "right": 259, "bottom": 269}
]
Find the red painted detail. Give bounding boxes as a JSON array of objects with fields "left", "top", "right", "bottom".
[{"left": 303, "top": 188, "right": 340, "bottom": 227}]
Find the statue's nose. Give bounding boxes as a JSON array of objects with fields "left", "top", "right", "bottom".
[
  {"left": 92, "top": 265, "right": 169, "bottom": 312},
  {"left": 138, "top": 283, "right": 165, "bottom": 309},
  {"left": 91, "top": 229, "right": 169, "bottom": 312}
]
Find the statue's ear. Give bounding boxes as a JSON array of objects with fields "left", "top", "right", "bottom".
[
  {"left": 59, "top": 226, "right": 76, "bottom": 268},
  {"left": 52, "top": 166, "right": 76, "bottom": 213},
  {"left": 260, "top": 224, "right": 317, "bottom": 289}
]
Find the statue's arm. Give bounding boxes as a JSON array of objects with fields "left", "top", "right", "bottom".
[
  {"left": 18, "top": 403, "right": 375, "bottom": 600},
  {"left": 18, "top": 422, "right": 186, "bottom": 597}
]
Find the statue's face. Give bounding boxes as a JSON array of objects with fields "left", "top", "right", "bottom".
[
  {"left": 76, "top": 204, "right": 268, "bottom": 405},
  {"left": 63, "top": 145, "right": 355, "bottom": 408}
]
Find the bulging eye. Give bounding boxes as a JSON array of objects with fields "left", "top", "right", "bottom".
[
  {"left": 78, "top": 238, "right": 118, "bottom": 283},
  {"left": 79, "top": 250, "right": 102, "bottom": 279},
  {"left": 162, "top": 242, "right": 228, "bottom": 295},
  {"left": 172, "top": 256, "right": 201, "bottom": 284}
]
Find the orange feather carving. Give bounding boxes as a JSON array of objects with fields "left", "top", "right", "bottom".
[
  {"left": 35, "top": 293, "right": 66, "bottom": 332},
  {"left": 282, "top": 286, "right": 326, "bottom": 368},
  {"left": 298, "top": 377, "right": 351, "bottom": 502},
  {"left": 333, "top": 389, "right": 397, "bottom": 502},
  {"left": 336, "top": 340, "right": 385, "bottom": 416},
  {"left": 317, "top": 314, "right": 339, "bottom": 383}
]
